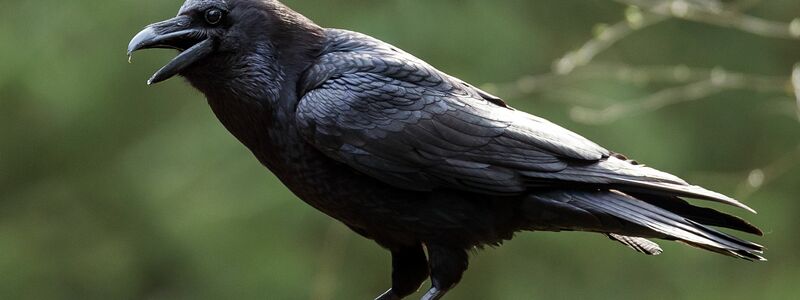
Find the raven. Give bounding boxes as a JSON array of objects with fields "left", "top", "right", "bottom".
[{"left": 128, "top": 1, "right": 764, "bottom": 299}]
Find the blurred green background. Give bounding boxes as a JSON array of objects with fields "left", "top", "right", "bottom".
[{"left": 1, "top": 0, "right": 799, "bottom": 299}]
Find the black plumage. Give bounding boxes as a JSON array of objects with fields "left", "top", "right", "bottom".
[{"left": 127, "top": 1, "right": 764, "bottom": 299}]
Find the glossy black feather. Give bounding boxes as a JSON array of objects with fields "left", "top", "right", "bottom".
[
  {"left": 297, "top": 29, "right": 756, "bottom": 213},
  {"left": 147, "top": 1, "right": 767, "bottom": 298}
]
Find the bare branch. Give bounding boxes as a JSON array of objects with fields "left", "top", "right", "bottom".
[
  {"left": 486, "top": 64, "right": 790, "bottom": 121},
  {"left": 615, "top": 0, "right": 800, "bottom": 39},
  {"left": 553, "top": 7, "right": 668, "bottom": 74},
  {"left": 568, "top": 67, "right": 789, "bottom": 124},
  {"left": 515, "top": 0, "right": 800, "bottom": 197}
]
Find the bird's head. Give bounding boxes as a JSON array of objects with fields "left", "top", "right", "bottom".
[{"left": 128, "top": 0, "right": 324, "bottom": 87}]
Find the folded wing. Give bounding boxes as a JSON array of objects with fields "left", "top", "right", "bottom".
[{"left": 297, "top": 30, "right": 754, "bottom": 213}]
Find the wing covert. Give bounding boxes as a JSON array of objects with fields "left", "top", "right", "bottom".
[
  {"left": 295, "top": 29, "right": 755, "bottom": 213},
  {"left": 296, "top": 39, "right": 607, "bottom": 194}
]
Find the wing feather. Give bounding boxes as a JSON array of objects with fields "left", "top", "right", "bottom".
[{"left": 296, "top": 29, "right": 755, "bottom": 213}]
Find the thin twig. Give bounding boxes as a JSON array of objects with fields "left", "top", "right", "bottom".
[
  {"left": 553, "top": 7, "right": 668, "bottom": 74},
  {"left": 486, "top": 63, "right": 791, "bottom": 120},
  {"left": 615, "top": 0, "right": 800, "bottom": 39},
  {"left": 568, "top": 67, "right": 790, "bottom": 124}
]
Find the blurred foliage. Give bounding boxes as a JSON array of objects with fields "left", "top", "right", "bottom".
[{"left": 1, "top": 0, "right": 799, "bottom": 299}]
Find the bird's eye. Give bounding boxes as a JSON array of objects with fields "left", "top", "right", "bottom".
[{"left": 205, "top": 8, "right": 223, "bottom": 25}]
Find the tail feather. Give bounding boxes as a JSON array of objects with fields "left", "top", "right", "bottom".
[
  {"left": 594, "top": 156, "right": 757, "bottom": 213},
  {"left": 631, "top": 193, "right": 762, "bottom": 236},
  {"left": 612, "top": 178, "right": 757, "bottom": 214},
  {"left": 526, "top": 190, "right": 764, "bottom": 261},
  {"left": 533, "top": 156, "right": 757, "bottom": 213}
]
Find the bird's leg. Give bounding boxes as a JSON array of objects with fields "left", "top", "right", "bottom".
[
  {"left": 419, "top": 245, "right": 468, "bottom": 300},
  {"left": 375, "top": 244, "right": 430, "bottom": 300}
]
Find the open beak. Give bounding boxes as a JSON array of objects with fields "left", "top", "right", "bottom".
[{"left": 127, "top": 16, "right": 215, "bottom": 85}]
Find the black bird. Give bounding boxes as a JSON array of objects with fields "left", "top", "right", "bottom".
[{"left": 128, "top": 1, "right": 764, "bottom": 299}]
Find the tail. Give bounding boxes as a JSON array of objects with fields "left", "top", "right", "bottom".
[{"left": 523, "top": 190, "right": 764, "bottom": 261}]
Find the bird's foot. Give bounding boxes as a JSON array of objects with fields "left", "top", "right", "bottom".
[
  {"left": 420, "top": 287, "right": 447, "bottom": 300},
  {"left": 375, "top": 289, "right": 402, "bottom": 300}
]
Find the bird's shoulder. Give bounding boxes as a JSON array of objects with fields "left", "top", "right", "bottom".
[{"left": 301, "top": 29, "right": 504, "bottom": 105}]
